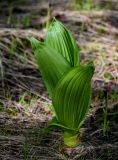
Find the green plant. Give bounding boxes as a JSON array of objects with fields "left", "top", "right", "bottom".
[
  {"left": 6, "top": 106, "right": 19, "bottom": 115},
  {"left": 97, "top": 25, "right": 105, "bottom": 34},
  {"left": 6, "top": 6, "right": 13, "bottom": 25},
  {"left": 23, "top": 139, "right": 30, "bottom": 160},
  {"left": 9, "top": 37, "right": 17, "bottom": 57},
  {"left": 22, "top": 14, "right": 32, "bottom": 27},
  {"left": 71, "top": 0, "right": 98, "bottom": 11},
  {"left": 0, "top": 103, "right": 4, "bottom": 112},
  {"left": 30, "top": 18, "right": 95, "bottom": 147}
]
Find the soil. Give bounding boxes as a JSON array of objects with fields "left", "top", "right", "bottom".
[{"left": 0, "top": 0, "right": 118, "bottom": 160}]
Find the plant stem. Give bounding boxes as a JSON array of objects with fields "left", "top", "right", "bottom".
[{"left": 63, "top": 131, "right": 79, "bottom": 147}]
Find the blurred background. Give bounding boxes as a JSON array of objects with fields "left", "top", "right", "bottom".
[{"left": 0, "top": 0, "right": 118, "bottom": 159}]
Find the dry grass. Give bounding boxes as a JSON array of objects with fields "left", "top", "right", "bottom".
[{"left": 0, "top": 0, "right": 118, "bottom": 159}]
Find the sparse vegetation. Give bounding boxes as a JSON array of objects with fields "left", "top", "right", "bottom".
[{"left": 0, "top": 0, "right": 118, "bottom": 159}]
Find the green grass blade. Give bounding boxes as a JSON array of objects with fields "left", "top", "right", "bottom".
[{"left": 45, "top": 18, "right": 80, "bottom": 67}]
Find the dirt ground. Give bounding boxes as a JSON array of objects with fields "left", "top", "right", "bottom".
[{"left": 0, "top": 0, "right": 118, "bottom": 159}]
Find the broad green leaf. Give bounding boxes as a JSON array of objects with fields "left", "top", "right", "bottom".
[
  {"left": 53, "top": 63, "right": 94, "bottom": 131},
  {"left": 30, "top": 37, "right": 71, "bottom": 97},
  {"left": 45, "top": 18, "right": 80, "bottom": 67},
  {"left": 47, "top": 116, "right": 78, "bottom": 133}
]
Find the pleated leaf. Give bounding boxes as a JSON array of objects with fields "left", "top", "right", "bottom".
[
  {"left": 30, "top": 37, "right": 71, "bottom": 97},
  {"left": 45, "top": 18, "right": 80, "bottom": 67},
  {"left": 52, "top": 63, "right": 94, "bottom": 131}
]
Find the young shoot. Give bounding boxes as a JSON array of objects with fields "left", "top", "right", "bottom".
[{"left": 30, "top": 18, "right": 95, "bottom": 147}]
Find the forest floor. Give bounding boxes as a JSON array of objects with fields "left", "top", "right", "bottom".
[{"left": 0, "top": 0, "right": 118, "bottom": 159}]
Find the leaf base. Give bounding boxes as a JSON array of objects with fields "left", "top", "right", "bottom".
[{"left": 63, "top": 131, "right": 79, "bottom": 147}]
